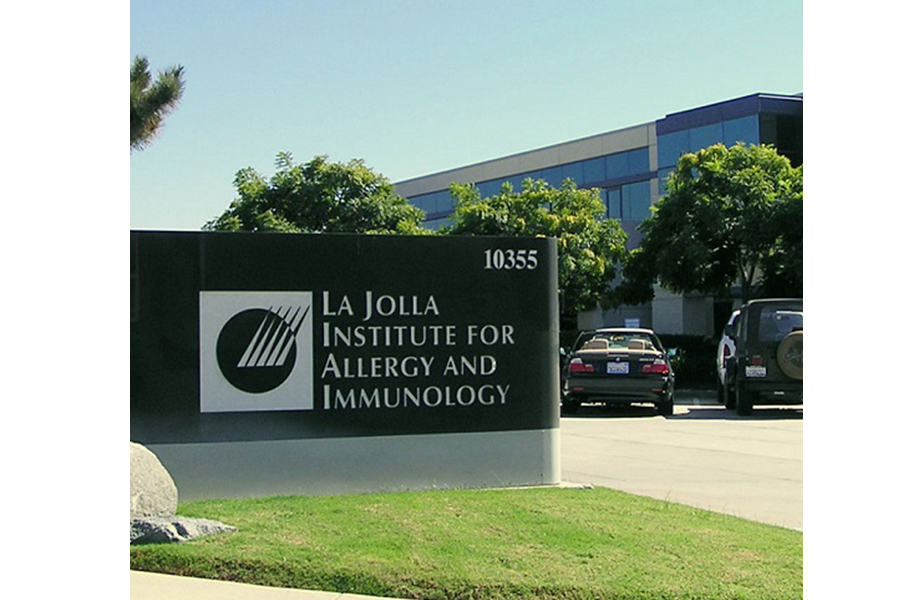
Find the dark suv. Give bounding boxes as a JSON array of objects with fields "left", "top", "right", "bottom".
[{"left": 723, "top": 298, "right": 802, "bottom": 416}]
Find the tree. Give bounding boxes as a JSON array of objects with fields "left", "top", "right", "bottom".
[
  {"left": 130, "top": 55, "right": 186, "bottom": 152},
  {"left": 204, "top": 153, "right": 426, "bottom": 234},
  {"left": 445, "top": 178, "right": 628, "bottom": 321},
  {"left": 618, "top": 143, "right": 802, "bottom": 304},
  {"left": 759, "top": 192, "right": 802, "bottom": 297}
]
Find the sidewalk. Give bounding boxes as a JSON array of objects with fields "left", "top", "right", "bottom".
[{"left": 131, "top": 571, "right": 402, "bottom": 600}]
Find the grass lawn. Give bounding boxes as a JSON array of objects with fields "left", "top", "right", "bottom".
[{"left": 130, "top": 487, "right": 801, "bottom": 600}]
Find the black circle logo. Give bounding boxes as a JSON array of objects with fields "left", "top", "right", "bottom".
[{"left": 216, "top": 308, "right": 298, "bottom": 394}]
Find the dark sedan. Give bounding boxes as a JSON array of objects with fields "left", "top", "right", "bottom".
[{"left": 561, "top": 328, "right": 675, "bottom": 415}]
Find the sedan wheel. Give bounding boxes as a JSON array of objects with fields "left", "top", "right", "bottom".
[
  {"left": 657, "top": 398, "right": 674, "bottom": 416},
  {"left": 561, "top": 398, "right": 580, "bottom": 415}
]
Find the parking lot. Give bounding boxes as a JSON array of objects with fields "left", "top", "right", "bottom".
[{"left": 560, "top": 392, "right": 803, "bottom": 531}]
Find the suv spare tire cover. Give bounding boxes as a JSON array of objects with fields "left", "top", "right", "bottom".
[{"left": 776, "top": 330, "right": 803, "bottom": 380}]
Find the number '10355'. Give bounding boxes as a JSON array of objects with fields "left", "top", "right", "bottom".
[{"left": 484, "top": 249, "right": 538, "bottom": 270}]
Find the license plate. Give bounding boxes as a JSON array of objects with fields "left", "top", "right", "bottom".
[
  {"left": 746, "top": 365, "right": 767, "bottom": 378},
  {"left": 607, "top": 362, "right": 630, "bottom": 375}
]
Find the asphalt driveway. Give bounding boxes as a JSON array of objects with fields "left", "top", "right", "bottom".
[{"left": 560, "top": 392, "right": 803, "bottom": 530}]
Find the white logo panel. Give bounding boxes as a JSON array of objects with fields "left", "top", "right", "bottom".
[{"left": 200, "top": 291, "right": 314, "bottom": 412}]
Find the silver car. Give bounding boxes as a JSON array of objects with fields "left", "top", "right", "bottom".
[{"left": 716, "top": 309, "right": 741, "bottom": 404}]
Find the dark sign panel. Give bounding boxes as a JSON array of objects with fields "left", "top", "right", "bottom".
[{"left": 131, "top": 231, "right": 559, "bottom": 444}]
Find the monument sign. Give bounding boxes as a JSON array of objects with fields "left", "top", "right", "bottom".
[{"left": 131, "top": 231, "right": 560, "bottom": 498}]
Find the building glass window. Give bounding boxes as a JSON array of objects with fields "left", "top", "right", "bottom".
[
  {"left": 760, "top": 113, "right": 803, "bottom": 166},
  {"left": 477, "top": 178, "right": 502, "bottom": 198},
  {"left": 628, "top": 148, "right": 650, "bottom": 175},
  {"left": 582, "top": 156, "right": 606, "bottom": 185},
  {"left": 688, "top": 122, "right": 724, "bottom": 153},
  {"left": 657, "top": 130, "right": 690, "bottom": 169},
  {"left": 659, "top": 118, "right": 759, "bottom": 183},
  {"left": 606, "top": 188, "right": 622, "bottom": 219},
  {"left": 657, "top": 167, "right": 674, "bottom": 196},
  {"left": 623, "top": 181, "right": 651, "bottom": 221},
  {"left": 723, "top": 115, "right": 760, "bottom": 147},
  {"left": 622, "top": 184, "right": 632, "bottom": 219},
  {"left": 539, "top": 166, "right": 563, "bottom": 187},
  {"left": 606, "top": 152, "right": 629, "bottom": 179},
  {"left": 433, "top": 190, "right": 453, "bottom": 213},
  {"left": 410, "top": 190, "right": 457, "bottom": 215},
  {"left": 562, "top": 161, "right": 584, "bottom": 186},
  {"left": 409, "top": 193, "right": 435, "bottom": 214}
]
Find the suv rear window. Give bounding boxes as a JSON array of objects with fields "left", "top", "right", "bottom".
[{"left": 757, "top": 308, "right": 803, "bottom": 343}]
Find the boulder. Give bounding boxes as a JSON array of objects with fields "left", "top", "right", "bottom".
[
  {"left": 130, "top": 442, "right": 178, "bottom": 519},
  {"left": 129, "top": 442, "right": 237, "bottom": 544},
  {"left": 131, "top": 516, "right": 237, "bottom": 545}
]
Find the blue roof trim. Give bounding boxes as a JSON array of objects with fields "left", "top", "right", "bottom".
[{"left": 656, "top": 93, "right": 802, "bottom": 135}]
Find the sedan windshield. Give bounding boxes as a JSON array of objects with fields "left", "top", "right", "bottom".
[{"left": 578, "top": 333, "right": 656, "bottom": 351}]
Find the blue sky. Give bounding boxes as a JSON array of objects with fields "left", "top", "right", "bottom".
[{"left": 131, "top": 0, "right": 802, "bottom": 230}]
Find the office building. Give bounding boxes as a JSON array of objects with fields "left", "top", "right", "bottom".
[{"left": 393, "top": 92, "right": 802, "bottom": 335}]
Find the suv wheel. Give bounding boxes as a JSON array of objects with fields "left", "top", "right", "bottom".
[{"left": 735, "top": 382, "right": 755, "bottom": 416}]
